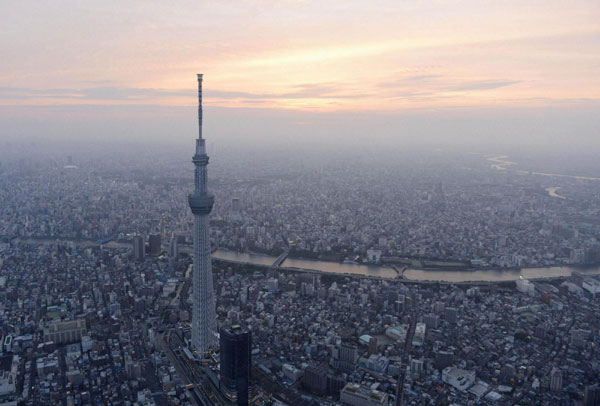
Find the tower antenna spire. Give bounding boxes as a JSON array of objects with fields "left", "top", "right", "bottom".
[{"left": 197, "top": 73, "right": 203, "bottom": 140}]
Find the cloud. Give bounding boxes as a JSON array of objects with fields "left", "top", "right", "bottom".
[
  {"left": 376, "top": 77, "right": 521, "bottom": 94},
  {"left": 406, "top": 74, "right": 443, "bottom": 81},
  {"left": 0, "top": 86, "right": 191, "bottom": 101},
  {"left": 208, "top": 83, "right": 366, "bottom": 100},
  {"left": 448, "top": 80, "right": 521, "bottom": 91},
  {"left": 377, "top": 74, "right": 444, "bottom": 88},
  {"left": 0, "top": 83, "right": 368, "bottom": 104}
]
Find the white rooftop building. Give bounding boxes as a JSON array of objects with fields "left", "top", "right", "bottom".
[
  {"left": 442, "top": 367, "right": 476, "bottom": 392},
  {"left": 516, "top": 278, "right": 535, "bottom": 296},
  {"left": 340, "top": 383, "right": 389, "bottom": 406}
]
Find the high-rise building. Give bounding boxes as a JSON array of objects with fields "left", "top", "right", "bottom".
[
  {"left": 445, "top": 307, "right": 458, "bottom": 323},
  {"left": 338, "top": 343, "right": 358, "bottom": 372},
  {"left": 434, "top": 350, "right": 454, "bottom": 370},
  {"left": 303, "top": 364, "right": 328, "bottom": 395},
  {"left": 424, "top": 314, "right": 440, "bottom": 329},
  {"left": 368, "top": 337, "right": 378, "bottom": 355},
  {"left": 550, "top": 367, "right": 562, "bottom": 392},
  {"left": 433, "top": 301, "right": 445, "bottom": 314},
  {"left": 169, "top": 237, "right": 179, "bottom": 259},
  {"left": 188, "top": 74, "right": 217, "bottom": 353},
  {"left": 232, "top": 197, "right": 240, "bottom": 212},
  {"left": 584, "top": 385, "right": 600, "bottom": 406},
  {"left": 410, "top": 359, "right": 424, "bottom": 375},
  {"left": 220, "top": 325, "right": 251, "bottom": 406},
  {"left": 148, "top": 234, "right": 162, "bottom": 256},
  {"left": 132, "top": 235, "right": 145, "bottom": 261},
  {"left": 534, "top": 324, "right": 548, "bottom": 339},
  {"left": 500, "top": 364, "right": 515, "bottom": 384}
]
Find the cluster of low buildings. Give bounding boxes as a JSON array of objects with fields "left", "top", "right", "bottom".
[
  {"left": 0, "top": 240, "right": 197, "bottom": 406},
  {"left": 209, "top": 261, "right": 600, "bottom": 405},
  {"left": 208, "top": 154, "right": 600, "bottom": 269},
  {"left": 2, "top": 148, "right": 600, "bottom": 273},
  {"left": 3, "top": 233, "right": 599, "bottom": 405}
]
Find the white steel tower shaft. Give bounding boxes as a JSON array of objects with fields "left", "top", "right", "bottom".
[{"left": 188, "top": 74, "right": 217, "bottom": 353}]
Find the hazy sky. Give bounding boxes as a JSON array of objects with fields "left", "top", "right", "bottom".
[{"left": 1, "top": 0, "right": 599, "bottom": 148}]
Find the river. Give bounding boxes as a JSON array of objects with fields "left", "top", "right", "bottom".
[
  {"left": 403, "top": 265, "right": 600, "bottom": 282},
  {"left": 212, "top": 250, "right": 398, "bottom": 278},
  {"left": 213, "top": 249, "right": 600, "bottom": 283},
  {"left": 545, "top": 187, "right": 566, "bottom": 199},
  {"left": 485, "top": 154, "right": 600, "bottom": 181},
  {"left": 212, "top": 250, "right": 278, "bottom": 267},
  {"left": 14, "top": 239, "right": 600, "bottom": 283},
  {"left": 281, "top": 257, "right": 398, "bottom": 279}
]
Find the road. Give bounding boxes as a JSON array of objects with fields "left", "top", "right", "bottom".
[
  {"left": 158, "top": 331, "right": 232, "bottom": 406},
  {"left": 395, "top": 318, "right": 417, "bottom": 406},
  {"left": 157, "top": 333, "right": 206, "bottom": 406}
]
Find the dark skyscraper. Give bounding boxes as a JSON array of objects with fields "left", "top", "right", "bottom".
[
  {"left": 148, "top": 234, "right": 162, "bottom": 256},
  {"left": 368, "top": 337, "right": 378, "bottom": 355},
  {"left": 585, "top": 386, "right": 600, "bottom": 406},
  {"left": 132, "top": 235, "right": 145, "bottom": 261},
  {"left": 303, "top": 364, "right": 328, "bottom": 395},
  {"left": 220, "top": 325, "right": 251, "bottom": 406},
  {"left": 445, "top": 307, "right": 458, "bottom": 323},
  {"left": 169, "top": 236, "right": 179, "bottom": 259},
  {"left": 338, "top": 342, "right": 358, "bottom": 372},
  {"left": 232, "top": 197, "right": 240, "bottom": 212}
]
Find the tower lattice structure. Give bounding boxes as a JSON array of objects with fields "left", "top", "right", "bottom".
[{"left": 188, "top": 74, "right": 217, "bottom": 353}]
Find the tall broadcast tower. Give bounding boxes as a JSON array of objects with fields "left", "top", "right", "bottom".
[{"left": 188, "top": 74, "right": 217, "bottom": 353}]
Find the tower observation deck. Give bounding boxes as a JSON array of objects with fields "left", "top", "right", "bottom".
[{"left": 189, "top": 74, "right": 217, "bottom": 353}]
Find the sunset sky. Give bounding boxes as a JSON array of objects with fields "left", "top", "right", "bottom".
[{"left": 1, "top": 0, "right": 599, "bottom": 146}]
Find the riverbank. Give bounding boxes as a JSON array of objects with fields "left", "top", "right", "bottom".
[
  {"left": 545, "top": 186, "right": 567, "bottom": 199},
  {"left": 213, "top": 249, "right": 600, "bottom": 284},
  {"left": 7, "top": 238, "right": 600, "bottom": 284}
]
